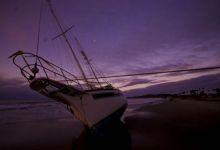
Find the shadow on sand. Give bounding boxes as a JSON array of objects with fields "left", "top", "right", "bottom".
[{"left": 72, "top": 120, "right": 131, "bottom": 150}]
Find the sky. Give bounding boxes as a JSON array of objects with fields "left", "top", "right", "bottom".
[{"left": 1, "top": 0, "right": 220, "bottom": 99}]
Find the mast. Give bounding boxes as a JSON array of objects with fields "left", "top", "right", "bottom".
[
  {"left": 46, "top": 0, "right": 91, "bottom": 88},
  {"left": 73, "top": 35, "right": 102, "bottom": 87}
]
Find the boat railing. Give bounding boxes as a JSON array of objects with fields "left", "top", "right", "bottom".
[
  {"left": 9, "top": 51, "right": 108, "bottom": 90},
  {"left": 9, "top": 51, "right": 110, "bottom": 90}
]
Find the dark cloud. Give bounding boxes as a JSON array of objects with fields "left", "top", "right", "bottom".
[
  {"left": 192, "top": 45, "right": 210, "bottom": 52},
  {"left": 98, "top": 0, "right": 220, "bottom": 72}
]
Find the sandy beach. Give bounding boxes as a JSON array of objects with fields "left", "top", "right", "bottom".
[
  {"left": 1, "top": 98, "right": 220, "bottom": 150},
  {"left": 125, "top": 98, "right": 220, "bottom": 150},
  {"left": 0, "top": 118, "right": 83, "bottom": 150}
]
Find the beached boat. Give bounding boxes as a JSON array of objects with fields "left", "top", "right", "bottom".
[{"left": 9, "top": 0, "right": 127, "bottom": 128}]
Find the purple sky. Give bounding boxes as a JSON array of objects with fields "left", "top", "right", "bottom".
[{"left": 1, "top": 0, "right": 220, "bottom": 99}]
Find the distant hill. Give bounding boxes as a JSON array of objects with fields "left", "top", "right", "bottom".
[{"left": 125, "top": 73, "right": 220, "bottom": 97}]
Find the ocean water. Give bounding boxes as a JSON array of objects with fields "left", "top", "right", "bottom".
[
  {"left": 0, "top": 100, "right": 74, "bottom": 126},
  {"left": 0, "top": 98, "right": 163, "bottom": 126}
]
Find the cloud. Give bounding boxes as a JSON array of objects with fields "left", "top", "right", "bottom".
[
  {"left": 0, "top": 77, "right": 25, "bottom": 88},
  {"left": 1, "top": 0, "right": 220, "bottom": 99},
  {"left": 119, "top": 78, "right": 152, "bottom": 88},
  {"left": 125, "top": 73, "right": 220, "bottom": 97},
  {"left": 118, "top": 65, "right": 220, "bottom": 92},
  {"left": 124, "top": 62, "right": 193, "bottom": 75},
  {"left": 89, "top": 0, "right": 220, "bottom": 75}
]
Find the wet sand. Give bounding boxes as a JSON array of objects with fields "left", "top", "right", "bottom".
[
  {"left": 0, "top": 119, "right": 83, "bottom": 150},
  {"left": 125, "top": 99, "right": 220, "bottom": 150},
  {"left": 1, "top": 98, "right": 220, "bottom": 150}
]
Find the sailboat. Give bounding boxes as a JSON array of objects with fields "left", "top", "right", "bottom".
[{"left": 9, "top": 0, "right": 127, "bottom": 128}]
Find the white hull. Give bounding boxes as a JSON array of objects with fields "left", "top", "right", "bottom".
[{"left": 30, "top": 78, "right": 127, "bottom": 128}]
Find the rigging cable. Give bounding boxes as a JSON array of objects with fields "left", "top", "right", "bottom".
[
  {"left": 46, "top": 0, "right": 91, "bottom": 89},
  {"left": 72, "top": 32, "right": 102, "bottom": 87},
  {"left": 84, "top": 65, "right": 220, "bottom": 79},
  {"left": 35, "top": 0, "right": 44, "bottom": 62},
  {"left": 30, "top": 0, "right": 43, "bottom": 78}
]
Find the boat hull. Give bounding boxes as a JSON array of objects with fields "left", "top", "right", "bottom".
[{"left": 29, "top": 78, "right": 127, "bottom": 128}]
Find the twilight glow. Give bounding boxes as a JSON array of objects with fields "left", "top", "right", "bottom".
[{"left": 1, "top": 0, "right": 220, "bottom": 99}]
